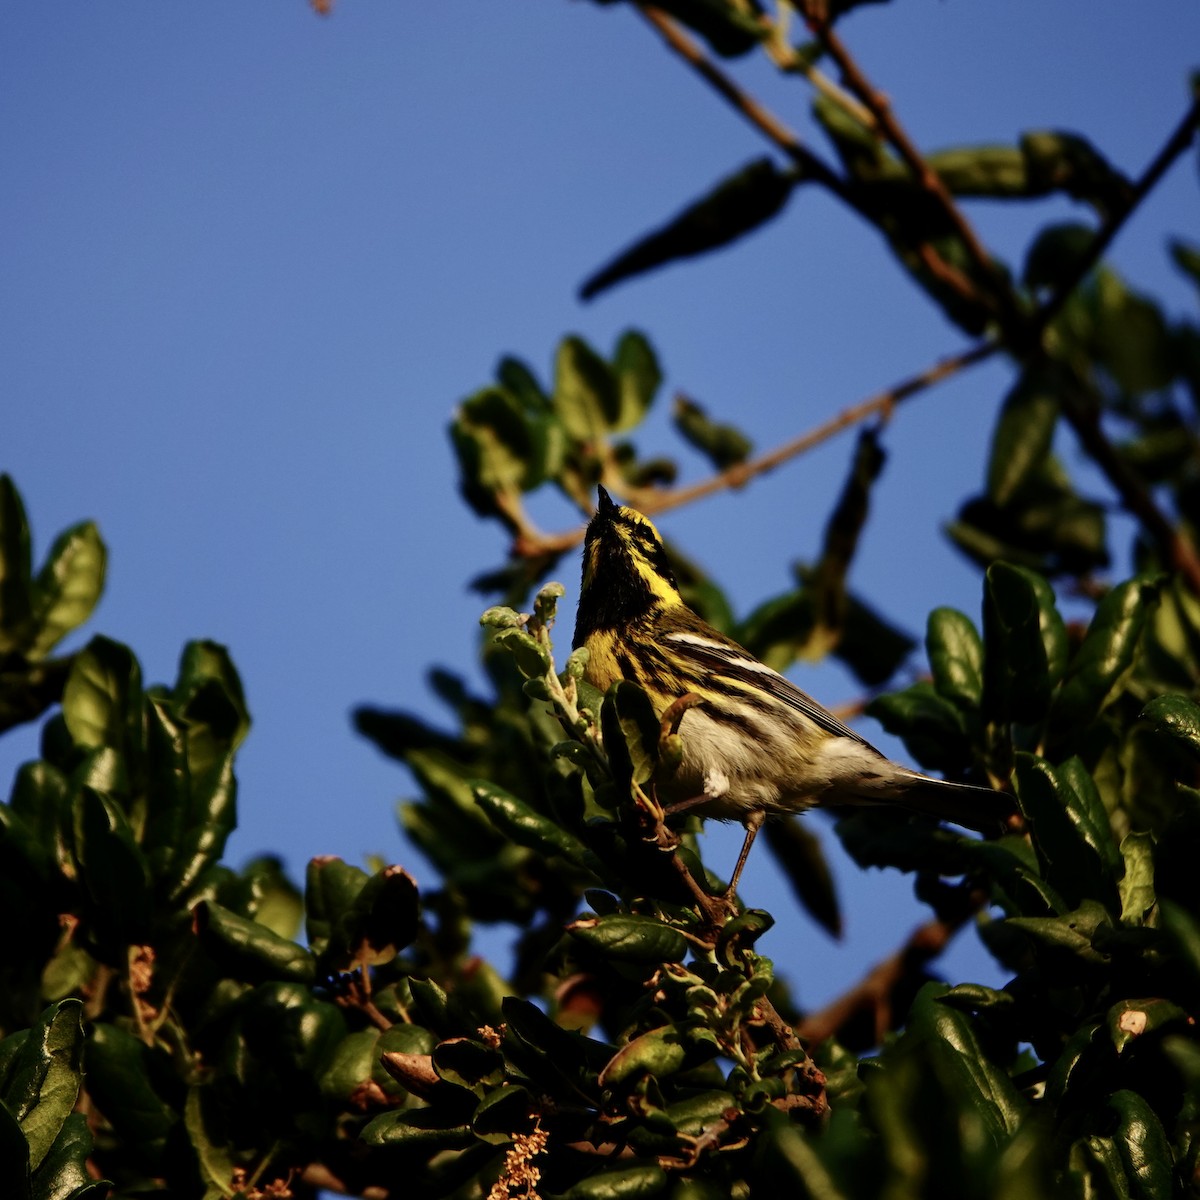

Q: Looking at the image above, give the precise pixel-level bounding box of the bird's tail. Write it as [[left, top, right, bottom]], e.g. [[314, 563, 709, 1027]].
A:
[[888, 772, 1013, 835]]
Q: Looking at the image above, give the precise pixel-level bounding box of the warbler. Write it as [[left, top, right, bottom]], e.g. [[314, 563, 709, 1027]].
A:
[[572, 486, 1009, 895]]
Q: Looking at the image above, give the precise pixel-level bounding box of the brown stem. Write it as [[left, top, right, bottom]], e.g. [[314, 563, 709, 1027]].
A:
[[636, 5, 853, 204], [1060, 379, 1200, 594], [1033, 88, 1200, 336], [514, 339, 997, 560], [796, 910, 967, 1046], [804, 14, 1012, 322]]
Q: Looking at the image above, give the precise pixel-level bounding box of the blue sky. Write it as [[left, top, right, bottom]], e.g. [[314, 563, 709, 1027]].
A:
[[3, 2, 1197, 1008]]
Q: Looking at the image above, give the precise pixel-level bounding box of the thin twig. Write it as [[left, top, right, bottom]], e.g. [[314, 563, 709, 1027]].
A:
[[796, 910, 966, 1045], [803, 13, 1013, 323], [514, 339, 998, 560], [637, 5, 852, 204], [1033, 88, 1200, 337]]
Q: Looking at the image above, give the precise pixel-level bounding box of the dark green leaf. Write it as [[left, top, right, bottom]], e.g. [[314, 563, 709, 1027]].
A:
[[85, 1023, 176, 1146], [1108, 1089, 1173, 1200], [194, 900, 317, 984], [359, 1107, 474, 1150], [473, 783, 600, 874], [1024, 221, 1097, 292], [1019, 131, 1132, 217], [29, 1111, 99, 1200], [559, 1162, 668, 1200], [987, 368, 1059, 508], [1013, 754, 1117, 911], [580, 159, 795, 300], [1004, 899, 1114, 965], [672, 395, 753, 470], [72, 787, 151, 947], [0, 475, 34, 650], [867, 681, 969, 774], [1049, 579, 1157, 734], [0, 1100, 30, 1200], [1140, 694, 1200, 760], [631, 0, 764, 58], [568, 914, 687, 963], [982, 562, 1051, 724], [1106, 998, 1189, 1054]]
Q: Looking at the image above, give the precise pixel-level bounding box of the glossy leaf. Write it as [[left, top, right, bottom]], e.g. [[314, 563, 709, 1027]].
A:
[[473, 782, 600, 874], [194, 900, 317, 984], [1049, 579, 1156, 734], [0, 1001, 84, 1173], [60, 637, 143, 759], [1013, 755, 1117, 911], [568, 913, 687, 963], [1108, 1089, 1173, 1200], [29, 523, 106, 659], [926, 607, 984, 709], [1139, 694, 1200, 760], [560, 1163, 668, 1200], [1117, 832, 1156, 925]]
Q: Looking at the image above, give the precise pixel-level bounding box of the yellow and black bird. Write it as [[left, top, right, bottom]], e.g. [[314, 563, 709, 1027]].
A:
[[572, 486, 1009, 896]]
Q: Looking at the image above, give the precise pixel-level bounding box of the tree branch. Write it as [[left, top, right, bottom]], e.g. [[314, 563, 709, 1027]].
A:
[[636, 5, 852, 203], [801, 11, 1014, 325]]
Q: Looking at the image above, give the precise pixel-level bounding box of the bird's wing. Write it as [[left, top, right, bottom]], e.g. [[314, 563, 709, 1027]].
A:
[[663, 630, 879, 752]]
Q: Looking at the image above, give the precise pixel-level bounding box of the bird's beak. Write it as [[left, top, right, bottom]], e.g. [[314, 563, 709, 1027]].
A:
[[596, 485, 616, 515]]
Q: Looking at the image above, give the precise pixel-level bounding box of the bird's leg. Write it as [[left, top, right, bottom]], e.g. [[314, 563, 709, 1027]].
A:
[[725, 810, 765, 901]]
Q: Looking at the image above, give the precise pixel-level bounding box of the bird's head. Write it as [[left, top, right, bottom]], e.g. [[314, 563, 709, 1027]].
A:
[[573, 487, 683, 643]]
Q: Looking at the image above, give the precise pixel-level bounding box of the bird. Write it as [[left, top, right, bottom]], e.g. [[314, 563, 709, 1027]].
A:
[[571, 486, 1010, 898]]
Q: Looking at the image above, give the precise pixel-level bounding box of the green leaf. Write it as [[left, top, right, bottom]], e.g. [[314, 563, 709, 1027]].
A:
[[926, 607, 984, 709], [1004, 899, 1114, 965], [29, 1111, 101, 1200], [672, 395, 753, 471], [472, 1083, 536, 1143], [304, 856, 370, 955], [72, 787, 152, 947], [1139, 694, 1200, 760], [553, 336, 620, 442], [1108, 1089, 1173, 1200], [1013, 755, 1117, 911], [1024, 221, 1096, 292], [60, 636, 143, 758], [359, 1107, 474, 1151], [909, 985, 1027, 1141], [473, 783, 600, 874], [85, 1023, 176, 1148], [982, 562, 1051, 724], [568, 914, 687, 963], [1019, 131, 1132, 217], [867, 681, 969, 774], [987, 368, 1059, 508], [1049, 579, 1157, 734], [612, 331, 662, 433], [580, 159, 795, 300], [337, 864, 420, 967], [0, 1001, 84, 1174], [195, 900, 317, 984], [29, 523, 106, 658], [560, 1163, 668, 1200], [1117, 832, 1156, 925]]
